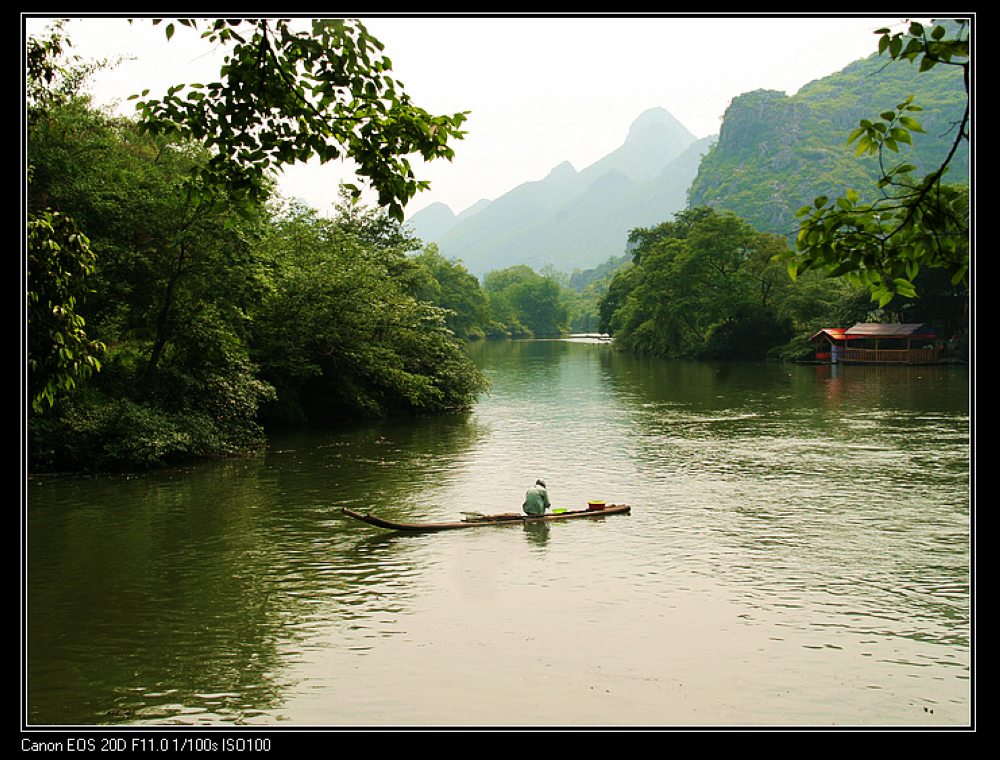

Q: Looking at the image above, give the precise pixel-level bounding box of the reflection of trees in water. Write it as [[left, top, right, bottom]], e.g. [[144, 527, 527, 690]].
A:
[[28, 343, 970, 724], [28, 464, 290, 724], [593, 349, 969, 653], [266, 410, 489, 517], [28, 411, 488, 725]]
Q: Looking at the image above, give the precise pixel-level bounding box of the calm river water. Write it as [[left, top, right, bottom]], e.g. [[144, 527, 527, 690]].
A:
[[25, 339, 972, 728]]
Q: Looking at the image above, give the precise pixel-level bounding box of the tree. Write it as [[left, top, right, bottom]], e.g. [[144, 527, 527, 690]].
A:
[[601, 208, 797, 358], [132, 18, 468, 220], [251, 200, 488, 425], [26, 211, 104, 411], [483, 266, 569, 338], [26, 24, 106, 412], [26, 18, 469, 413], [784, 19, 970, 306], [410, 246, 491, 339]]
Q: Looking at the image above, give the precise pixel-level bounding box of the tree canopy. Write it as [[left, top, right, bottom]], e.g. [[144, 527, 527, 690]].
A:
[[483, 266, 570, 338], [600, 208, 799, 358], [26, 18, 470, 416], [25, 20, 488, 469]]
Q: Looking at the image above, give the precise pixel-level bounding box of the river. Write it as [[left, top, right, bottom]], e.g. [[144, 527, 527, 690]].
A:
[[24, 339, 972, 728]]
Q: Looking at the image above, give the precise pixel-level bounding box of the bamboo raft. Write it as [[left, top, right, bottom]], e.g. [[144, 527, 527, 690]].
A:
[[342, 504, 631, 533]]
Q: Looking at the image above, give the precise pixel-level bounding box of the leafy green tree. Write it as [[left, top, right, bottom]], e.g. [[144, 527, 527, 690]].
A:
[[26, 211, 104, 411], [28, 92, 276, 469], [251, 201, 488, 425], [25, 21, 488, 470], [482, 266, 569, 338], [26, 24, 106, 412], [602, 208, 797, 358], [410, 245, 491, 339], [29, 93, 270, 390], [26, 18, 469, 414], [132, 18, 468, 220], [785, 19, 970, 306]]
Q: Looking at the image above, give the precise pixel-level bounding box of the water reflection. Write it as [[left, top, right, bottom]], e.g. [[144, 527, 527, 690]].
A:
[[27, 412, 489, 725], [521, 520, 551, 547], [27, 342, 971, 726], [594, 352, 970, 665]]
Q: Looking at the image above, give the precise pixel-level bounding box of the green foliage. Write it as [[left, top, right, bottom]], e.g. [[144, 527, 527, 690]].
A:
[[26, 22, 488, 471], [784, 19, 970, 305], [409, 245, 491, 339], [26, 20, 107, 127], [601, 208, 809, 359], [482, 266, 570, 338], [131, 18, 468, 220], [251, 200, 489, 426], [26, 30, 108, 412], [27, 211, 105, 411], [28, 396, 262, 471]]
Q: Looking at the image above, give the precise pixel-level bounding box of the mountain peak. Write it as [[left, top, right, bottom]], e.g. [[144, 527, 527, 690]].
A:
[[580, 107, 697, 184], [626, 107, 692, 141], [546, 160, 578, 180]]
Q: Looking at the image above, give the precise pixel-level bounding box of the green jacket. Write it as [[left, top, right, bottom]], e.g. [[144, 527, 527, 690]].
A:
[[522, 484, 551, 516]]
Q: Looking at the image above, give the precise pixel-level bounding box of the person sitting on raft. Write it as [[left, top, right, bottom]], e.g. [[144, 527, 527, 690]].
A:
[[522, 479, 551, 516]]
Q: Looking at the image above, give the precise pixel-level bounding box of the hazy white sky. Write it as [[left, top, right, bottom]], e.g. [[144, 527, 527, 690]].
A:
[[28, 14, 926, 218]]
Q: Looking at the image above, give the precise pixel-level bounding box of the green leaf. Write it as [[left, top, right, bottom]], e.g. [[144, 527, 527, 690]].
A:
[[889, 128, 913, 145], [893, 278, 917, 298], [898, 116, 925, 132]]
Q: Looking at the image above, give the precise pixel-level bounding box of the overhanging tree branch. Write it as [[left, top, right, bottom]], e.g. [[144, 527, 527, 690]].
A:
[[780, 18, 970, 306]]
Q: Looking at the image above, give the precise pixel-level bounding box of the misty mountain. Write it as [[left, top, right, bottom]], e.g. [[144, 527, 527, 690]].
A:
[[407, 107, 713, 277]]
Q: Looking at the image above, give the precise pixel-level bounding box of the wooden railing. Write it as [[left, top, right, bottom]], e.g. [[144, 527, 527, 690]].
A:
[[844, 348, 938, 364]]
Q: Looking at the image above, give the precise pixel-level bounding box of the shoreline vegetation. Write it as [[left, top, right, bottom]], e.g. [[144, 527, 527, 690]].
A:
[[26, 20, 968, 474], [25, 90, 968, 473]]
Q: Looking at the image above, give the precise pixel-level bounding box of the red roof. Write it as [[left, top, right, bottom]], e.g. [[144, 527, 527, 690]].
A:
[[809, 328, 854, 342]]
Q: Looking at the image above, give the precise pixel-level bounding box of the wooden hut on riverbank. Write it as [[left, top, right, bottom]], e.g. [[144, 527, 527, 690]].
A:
[[809, 323, 941, 365]]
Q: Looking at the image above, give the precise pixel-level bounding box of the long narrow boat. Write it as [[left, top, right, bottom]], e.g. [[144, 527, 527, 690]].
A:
[[342, 504, 631, 533]]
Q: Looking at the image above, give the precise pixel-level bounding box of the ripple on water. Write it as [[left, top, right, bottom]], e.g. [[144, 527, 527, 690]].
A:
[[27, 346, 970, 726]]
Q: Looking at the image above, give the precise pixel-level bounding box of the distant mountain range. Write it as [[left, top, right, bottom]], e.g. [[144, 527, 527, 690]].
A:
[[408, 37, 968, 279], [406, 107, 714, 277]]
